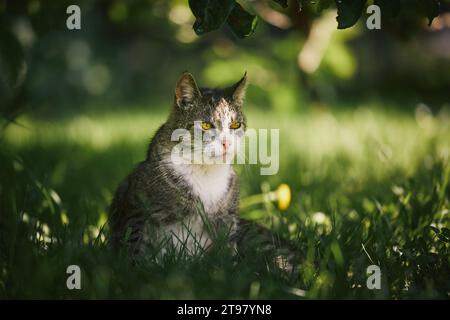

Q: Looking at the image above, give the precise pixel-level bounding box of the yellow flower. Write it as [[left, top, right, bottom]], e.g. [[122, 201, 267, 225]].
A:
[[276, 183, 291, 211]]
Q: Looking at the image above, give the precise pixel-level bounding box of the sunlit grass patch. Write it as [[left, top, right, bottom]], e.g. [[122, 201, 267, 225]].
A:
[[3, 110, 167, 150]]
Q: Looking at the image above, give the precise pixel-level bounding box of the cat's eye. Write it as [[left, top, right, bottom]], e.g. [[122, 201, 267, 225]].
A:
[[201, 122, 213, 130], [229, 121, 241, 129]]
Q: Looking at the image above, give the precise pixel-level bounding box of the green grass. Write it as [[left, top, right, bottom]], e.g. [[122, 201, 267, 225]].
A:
[[1, 103, 450, 299]]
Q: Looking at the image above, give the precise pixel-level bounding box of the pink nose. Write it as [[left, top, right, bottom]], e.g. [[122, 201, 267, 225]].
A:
[[222, 139, 230, 151]]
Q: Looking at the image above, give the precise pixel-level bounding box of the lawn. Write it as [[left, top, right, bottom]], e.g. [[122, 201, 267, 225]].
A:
[[1, 102, 449, 299]]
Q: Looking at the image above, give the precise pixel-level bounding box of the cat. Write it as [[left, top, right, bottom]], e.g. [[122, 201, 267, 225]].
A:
[[109, 72, 295, 267]]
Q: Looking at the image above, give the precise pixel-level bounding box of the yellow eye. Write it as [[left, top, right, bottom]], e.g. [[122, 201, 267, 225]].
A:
[[230, 121, 241, 129], [201, 122, 212, 130]]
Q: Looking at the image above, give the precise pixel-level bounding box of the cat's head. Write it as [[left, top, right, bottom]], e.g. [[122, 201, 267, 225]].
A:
[[169, 71, 247, 164]]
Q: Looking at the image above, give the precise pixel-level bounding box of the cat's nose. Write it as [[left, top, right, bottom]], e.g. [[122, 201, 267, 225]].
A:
[[222, 139, 230, 151]]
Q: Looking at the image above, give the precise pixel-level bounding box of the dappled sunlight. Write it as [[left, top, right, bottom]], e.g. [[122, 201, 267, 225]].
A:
[[262, 106, 450, 182], [6, 105, 449, 206], [4, 110, 166, 151]]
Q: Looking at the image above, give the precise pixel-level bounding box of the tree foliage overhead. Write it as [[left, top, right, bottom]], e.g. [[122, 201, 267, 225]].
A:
[[188, 0, 258, 38], [0, 0, 446, 124], [188, 0, 442, 37]]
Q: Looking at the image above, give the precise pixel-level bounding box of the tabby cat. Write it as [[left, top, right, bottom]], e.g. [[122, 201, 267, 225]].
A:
[[110, 72, 293, 265]]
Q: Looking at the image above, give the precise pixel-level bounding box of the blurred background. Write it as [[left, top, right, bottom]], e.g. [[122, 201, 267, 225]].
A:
[[1, 0, 450, 299], [1, 0, 450, 116]]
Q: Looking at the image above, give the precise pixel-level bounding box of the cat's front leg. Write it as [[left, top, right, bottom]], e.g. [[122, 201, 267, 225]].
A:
[[233, 217, 300, 274]]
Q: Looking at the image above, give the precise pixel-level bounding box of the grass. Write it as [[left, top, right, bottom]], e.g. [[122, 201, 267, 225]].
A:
[[1, 102, 450, 299]]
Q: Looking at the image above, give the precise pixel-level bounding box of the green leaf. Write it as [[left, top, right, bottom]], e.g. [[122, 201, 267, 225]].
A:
[[272, 0, 289, 8], [375, 0, 401, 18], [188, 0, 236, 35], [227, 3, 258, 38], [336, 0, 367, 29]]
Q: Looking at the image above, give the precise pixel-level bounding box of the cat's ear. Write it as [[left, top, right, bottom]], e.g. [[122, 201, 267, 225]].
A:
[[228, 72, 248, 106], [175, 72, 201, 109]]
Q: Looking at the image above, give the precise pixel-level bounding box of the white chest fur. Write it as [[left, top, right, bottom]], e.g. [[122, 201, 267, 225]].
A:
[[157, 162, 232, 255], [171, 163, 231, 213]]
